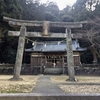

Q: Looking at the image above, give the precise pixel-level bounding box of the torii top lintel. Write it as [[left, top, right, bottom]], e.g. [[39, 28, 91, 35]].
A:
[[3, 16, 87, 28]]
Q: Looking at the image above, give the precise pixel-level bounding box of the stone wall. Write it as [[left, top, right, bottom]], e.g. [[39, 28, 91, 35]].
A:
[[0, 93, 100, 100], [0, 64, 100, 75], [75, 67, 100, 76]]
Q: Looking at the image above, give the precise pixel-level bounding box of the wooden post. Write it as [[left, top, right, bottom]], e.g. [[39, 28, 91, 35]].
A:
[[66, 28, 77, 81], [10, 25, 26, 81], [62, 56, 65, 74], [40, 57, 43, 74]]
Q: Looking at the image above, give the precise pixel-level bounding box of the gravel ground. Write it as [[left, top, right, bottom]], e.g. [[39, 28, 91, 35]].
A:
[[51, 76, 100, 94], [59, 85, 100, 94]]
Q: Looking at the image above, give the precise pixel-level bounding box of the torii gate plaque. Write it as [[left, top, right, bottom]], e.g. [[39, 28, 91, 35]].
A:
[[3, 16, 87, 81]]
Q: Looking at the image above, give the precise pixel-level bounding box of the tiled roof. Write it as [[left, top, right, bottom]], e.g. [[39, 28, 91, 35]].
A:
[[25, 40, 86, 52]]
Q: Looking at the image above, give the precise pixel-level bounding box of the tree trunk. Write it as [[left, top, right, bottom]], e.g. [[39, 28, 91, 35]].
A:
[[91, 47, 97, 64], [10, 25, 26, 81]]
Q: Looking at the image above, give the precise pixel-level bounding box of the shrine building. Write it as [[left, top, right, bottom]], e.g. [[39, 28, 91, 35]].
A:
[[25, 39, 86, 74]]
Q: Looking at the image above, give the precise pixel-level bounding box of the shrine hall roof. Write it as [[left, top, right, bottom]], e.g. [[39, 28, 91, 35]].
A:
[[25, 40, 86, 52]]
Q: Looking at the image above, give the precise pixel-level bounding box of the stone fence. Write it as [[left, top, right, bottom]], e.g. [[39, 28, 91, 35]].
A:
[[82, 64, 100, 67], [0, 64, 100, 75], [0, 64, 31, 75], [0, 93, 100, 100]]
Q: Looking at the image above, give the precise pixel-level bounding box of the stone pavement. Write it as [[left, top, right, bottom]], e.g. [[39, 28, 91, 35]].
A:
[[32, 75, 66, 94]]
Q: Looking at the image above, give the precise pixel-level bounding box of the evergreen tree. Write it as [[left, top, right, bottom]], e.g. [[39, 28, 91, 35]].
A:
[[44, 2, 60, 21], [0, 0, 22, 63]]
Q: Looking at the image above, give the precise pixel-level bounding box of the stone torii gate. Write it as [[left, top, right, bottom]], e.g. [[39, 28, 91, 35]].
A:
[[3, 16, 87, 81]]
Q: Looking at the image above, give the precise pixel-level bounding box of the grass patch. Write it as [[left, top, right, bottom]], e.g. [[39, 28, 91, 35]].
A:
[[51, 75, 100, 83], [0, 75, 40, 93], [0, 84, 33, 93]]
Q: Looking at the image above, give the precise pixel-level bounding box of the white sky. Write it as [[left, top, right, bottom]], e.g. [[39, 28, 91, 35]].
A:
[[40, 0, 77, 10]]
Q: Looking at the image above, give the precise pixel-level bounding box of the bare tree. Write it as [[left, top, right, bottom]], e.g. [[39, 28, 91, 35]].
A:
[[85, 17, 100, 64]]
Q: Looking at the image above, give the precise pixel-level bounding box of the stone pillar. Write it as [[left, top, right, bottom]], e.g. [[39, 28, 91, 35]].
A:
[[66, 28, 76, 81], [10, 25, 26, 81]]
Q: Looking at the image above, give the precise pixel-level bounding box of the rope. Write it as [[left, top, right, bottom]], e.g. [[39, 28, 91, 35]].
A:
[[24, 37, 66, 44], [25, 37, 100, 57]]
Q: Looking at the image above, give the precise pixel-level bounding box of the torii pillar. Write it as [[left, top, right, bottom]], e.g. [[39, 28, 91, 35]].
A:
[[10, 25, 26, 81], [66, 28, 77, 81]]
